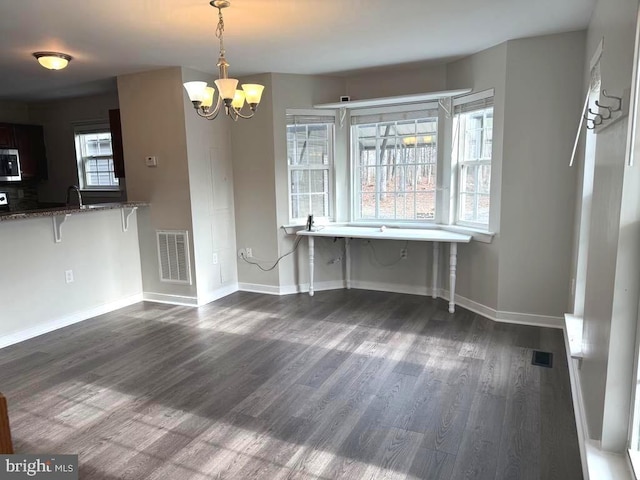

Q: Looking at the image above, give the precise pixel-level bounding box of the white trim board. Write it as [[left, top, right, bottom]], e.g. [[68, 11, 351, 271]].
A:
[[143, 284, 240, 307], [142, 292, 199, 307], [0, 293, 143, 349], [238, 281, 564, 329], [196, 283, 239, 306], [563, 323, 634, 480]]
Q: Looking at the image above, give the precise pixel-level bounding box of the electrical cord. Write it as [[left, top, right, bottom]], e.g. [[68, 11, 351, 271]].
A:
[[239, 236, 303, 272]]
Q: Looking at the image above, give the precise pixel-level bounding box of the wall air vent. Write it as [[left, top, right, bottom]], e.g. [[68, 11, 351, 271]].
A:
[[156, 230, 192, 284]]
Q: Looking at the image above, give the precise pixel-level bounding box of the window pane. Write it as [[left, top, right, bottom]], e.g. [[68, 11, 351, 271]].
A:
[[478, 194, 490, 224], [291, 170, 309, 194], [459, 193, 475, 222], [478, 165, 491, 194], [310, 194, 327, 217], [353, 114, 438, 222], [309, 170, 328, 194], [291, 194, 310, 220], [460, 165, 477, 194], [361, 192, 376, 219], [416, 192, 436, 220]]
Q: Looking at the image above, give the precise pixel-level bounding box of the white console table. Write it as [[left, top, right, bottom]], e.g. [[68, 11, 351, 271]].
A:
[[297, 226, 472, 313]]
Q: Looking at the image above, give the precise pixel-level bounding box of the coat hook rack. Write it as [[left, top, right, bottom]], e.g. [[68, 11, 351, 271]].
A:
[[582, 89, 626, 134], [571, 87, 630, 167]]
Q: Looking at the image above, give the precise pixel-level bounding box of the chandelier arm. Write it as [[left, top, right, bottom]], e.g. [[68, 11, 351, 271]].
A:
[[197, 94, 224, 120], [232, 108, 256, 120]]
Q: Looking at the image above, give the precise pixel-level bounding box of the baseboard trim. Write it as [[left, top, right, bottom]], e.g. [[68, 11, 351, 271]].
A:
[[0, 293, 143, 349], [239, 281, 345, 296], [237, 280, 563, 329], [196, 283, 239, 306], [439, 288, 563, 329], [237, 283, 283, 295], [495, 310, 563, 329], [142, 292, 199, 306]]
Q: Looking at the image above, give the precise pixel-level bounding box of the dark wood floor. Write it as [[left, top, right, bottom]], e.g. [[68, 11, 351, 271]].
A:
[[0, 290, 582, 479]]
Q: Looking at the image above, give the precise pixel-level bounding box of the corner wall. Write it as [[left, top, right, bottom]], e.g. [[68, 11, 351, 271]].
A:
[[498, 31, 585, 317], [118, 67, 198, 302]]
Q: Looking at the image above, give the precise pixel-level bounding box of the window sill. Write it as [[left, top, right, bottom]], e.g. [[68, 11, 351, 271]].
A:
[[80, 189, 123, 196], [281, 221, 495, 243], [441, 225, 495, 243]]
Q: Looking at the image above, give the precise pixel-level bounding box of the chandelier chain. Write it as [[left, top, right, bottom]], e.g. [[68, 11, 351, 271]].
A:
[[216, 8, 225, 56]]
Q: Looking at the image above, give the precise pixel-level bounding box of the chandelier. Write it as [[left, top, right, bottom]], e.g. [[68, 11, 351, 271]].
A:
[[183, 0, 264, 121]]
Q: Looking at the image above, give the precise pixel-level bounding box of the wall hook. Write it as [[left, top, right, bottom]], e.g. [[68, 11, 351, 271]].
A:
[[594, 101, 612, 119], [602, 90, 623, 111], [583, 114, 596, 130]]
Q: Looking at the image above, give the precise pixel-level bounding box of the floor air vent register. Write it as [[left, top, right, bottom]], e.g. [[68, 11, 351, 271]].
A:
[[532, 350, 553, 368]]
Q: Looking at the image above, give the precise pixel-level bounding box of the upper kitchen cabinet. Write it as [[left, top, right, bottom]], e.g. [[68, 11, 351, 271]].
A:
[[109, 109, 125, 178], [14, 125, 48, 180], [0, 124, 16, 149]]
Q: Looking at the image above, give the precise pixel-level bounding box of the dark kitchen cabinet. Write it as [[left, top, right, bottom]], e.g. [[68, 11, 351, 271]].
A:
[[109, 109, 125, 178], [14, 124, 47, 180], [0, 124, 16, 148]]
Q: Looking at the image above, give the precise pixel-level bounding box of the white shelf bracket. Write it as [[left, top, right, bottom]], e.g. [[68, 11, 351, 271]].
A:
[[339, 107, 347, 128], [121, 206, 138, 232], [52, 214, 71, 243]]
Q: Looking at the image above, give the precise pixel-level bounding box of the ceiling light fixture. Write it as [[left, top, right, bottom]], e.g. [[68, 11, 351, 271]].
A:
[[183, 0, 264, 121], [33, 52, 72, 70]]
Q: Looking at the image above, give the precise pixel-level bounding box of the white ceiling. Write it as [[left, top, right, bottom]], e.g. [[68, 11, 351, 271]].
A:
[[1, 0, 597, 101]]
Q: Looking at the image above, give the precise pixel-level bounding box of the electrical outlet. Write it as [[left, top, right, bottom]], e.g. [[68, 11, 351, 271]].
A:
[[212, 253, 218, 265], [245, 247, 253, 258], [400, 248, 407, 259], [238, 248, 246, 258], [65, 270, 74, 283]]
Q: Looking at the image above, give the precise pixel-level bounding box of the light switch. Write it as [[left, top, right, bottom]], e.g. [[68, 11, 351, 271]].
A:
[[145, 156, 158, 167]]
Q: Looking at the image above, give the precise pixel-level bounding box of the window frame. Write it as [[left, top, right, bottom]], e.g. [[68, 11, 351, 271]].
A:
[[452, 90, 495, 230], [73, 123, 120, 191], [286, 110, 336, 224], [349, 102, 440, 224]]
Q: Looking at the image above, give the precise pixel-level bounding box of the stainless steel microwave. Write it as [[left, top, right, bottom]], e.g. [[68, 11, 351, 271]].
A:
[[0, 149, 21, 182]]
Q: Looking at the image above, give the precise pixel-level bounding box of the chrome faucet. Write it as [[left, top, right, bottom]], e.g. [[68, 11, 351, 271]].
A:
[[66, 185, 83, 208]]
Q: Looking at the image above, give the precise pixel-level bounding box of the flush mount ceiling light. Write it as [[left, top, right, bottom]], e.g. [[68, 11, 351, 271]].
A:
[[33, 52, 73, 70], [183, 0, 264, 121]]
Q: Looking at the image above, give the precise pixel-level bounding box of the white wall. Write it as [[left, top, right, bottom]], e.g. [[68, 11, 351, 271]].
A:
[[498, 32, 585, 317], [118, 67, 198, 302], [182, 68, 239, 302], [230, 73, 281, 289], [0, 209, 142, 345], [570, 0, 640, 450]]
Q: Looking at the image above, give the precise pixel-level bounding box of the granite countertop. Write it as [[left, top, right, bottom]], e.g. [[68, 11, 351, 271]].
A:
[[0, 201, 149, 222]]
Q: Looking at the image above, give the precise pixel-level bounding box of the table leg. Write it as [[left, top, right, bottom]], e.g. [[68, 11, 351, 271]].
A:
[[308, 236, 315, 297], [432, 242, 439, 299], [449, 242, 457, 313], [345, 237, 351, 289]]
